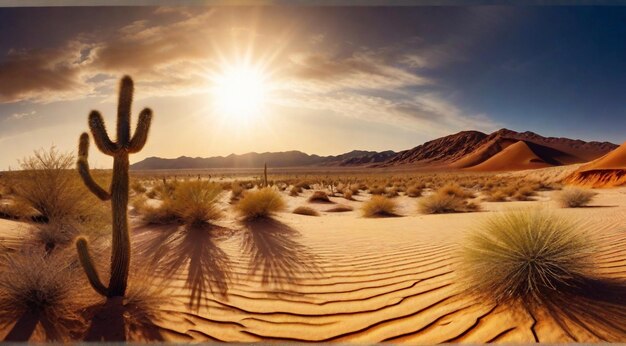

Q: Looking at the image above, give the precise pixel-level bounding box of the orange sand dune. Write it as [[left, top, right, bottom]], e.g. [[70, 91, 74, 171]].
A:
[[465, 141, 553, 172], [580, 141, 626, 171], [450, 137, 517, 169], [566, 141, 626, 187]]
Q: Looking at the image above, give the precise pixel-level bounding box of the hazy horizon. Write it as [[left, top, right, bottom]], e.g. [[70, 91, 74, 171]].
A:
[[1, 6, 626, 170]]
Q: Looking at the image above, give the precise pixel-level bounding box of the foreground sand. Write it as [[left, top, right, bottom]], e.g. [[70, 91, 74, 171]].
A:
[[1, 187, 625, 342]]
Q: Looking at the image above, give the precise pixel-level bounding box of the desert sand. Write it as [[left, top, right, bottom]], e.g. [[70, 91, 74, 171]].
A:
[[2, 182, 623, 343]]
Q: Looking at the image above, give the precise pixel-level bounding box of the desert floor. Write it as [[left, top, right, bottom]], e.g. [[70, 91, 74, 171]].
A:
[[1, 186, 625, 343]]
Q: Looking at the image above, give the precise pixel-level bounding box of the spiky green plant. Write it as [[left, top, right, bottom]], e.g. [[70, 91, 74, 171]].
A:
[[75, 76, 152, 298], [461, 210, 594, 304]]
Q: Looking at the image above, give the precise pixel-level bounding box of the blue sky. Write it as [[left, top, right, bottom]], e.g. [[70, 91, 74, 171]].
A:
[[0, 6, 625, 169]]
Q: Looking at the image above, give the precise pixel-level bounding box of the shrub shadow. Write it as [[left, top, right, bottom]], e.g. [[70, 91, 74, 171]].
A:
[[134, 224, 234, 310], [240, 218, 321, 286], [537, 277, 626, 342]]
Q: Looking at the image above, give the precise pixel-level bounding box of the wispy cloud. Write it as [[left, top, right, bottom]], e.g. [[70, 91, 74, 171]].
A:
[[0, 6, 500, 136]]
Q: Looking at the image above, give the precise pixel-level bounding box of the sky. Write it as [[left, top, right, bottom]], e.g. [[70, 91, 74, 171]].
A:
[[0, 6, 625, 170]]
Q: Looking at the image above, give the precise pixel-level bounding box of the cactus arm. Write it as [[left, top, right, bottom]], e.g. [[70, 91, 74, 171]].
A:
[[88, 111, 118, 156], [76, 237, 109, 297], [77, 133, 111, 201], [128, 108, 153, 153], [117, 76, 133, 144]]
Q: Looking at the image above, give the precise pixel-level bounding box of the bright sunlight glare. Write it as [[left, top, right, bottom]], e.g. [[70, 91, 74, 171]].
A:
[[212, 64, 268, 120]]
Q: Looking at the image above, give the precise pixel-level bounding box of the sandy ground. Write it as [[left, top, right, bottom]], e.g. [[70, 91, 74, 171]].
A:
[[1, 186, 625, 342]]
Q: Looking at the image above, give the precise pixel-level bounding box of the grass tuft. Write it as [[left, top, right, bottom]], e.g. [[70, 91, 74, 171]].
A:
[[362, 196, 399, 217], [461, 210, 594, 304], [308, 191, 333, 203], [236, 188, 286, 220], [556, 187, 597, 208]]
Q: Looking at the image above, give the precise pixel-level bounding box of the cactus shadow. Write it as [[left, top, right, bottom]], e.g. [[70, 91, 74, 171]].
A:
[[83, 295, 163, 342], [134, 223, 235, 311], [240, 218, 321, 286]]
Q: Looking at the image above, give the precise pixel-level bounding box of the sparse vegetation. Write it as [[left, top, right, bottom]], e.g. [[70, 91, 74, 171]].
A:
[[293, 206, 319, 216], [362, 196, 398, 217], [308, 190, 333, 203], [461, 210, 594, 304], [236, 187, 286, 220], [556, 187, 597, 208], [326, 204, 354, 213], [0, 248, 88, 341]]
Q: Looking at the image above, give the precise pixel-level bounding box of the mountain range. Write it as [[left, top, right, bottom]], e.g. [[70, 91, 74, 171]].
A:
[[130, 128, 618, 171]]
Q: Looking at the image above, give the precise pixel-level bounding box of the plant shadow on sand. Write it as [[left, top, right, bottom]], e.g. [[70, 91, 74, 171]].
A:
[[532, 276, 626, 342], [134, 224, 235, 311], [81, 274, 167, 342], [240, 218, 321, 286]]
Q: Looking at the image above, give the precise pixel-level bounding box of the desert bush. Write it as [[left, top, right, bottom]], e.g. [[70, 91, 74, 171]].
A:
[[343, 190, 353, 200], [362, 196, 398, 217], [139, 181, 222, 226], [418, 193, 479, 214], [369, 186, 385, 195], [289, 186, 302, 197], [512, 185, 537, 201], [33, 222, 79, 253], [461, 210, 593, 304], [145, 189, 158, 199], [308, 190, 332, 203], [11, 147, 99, 223], [293, 206, 319, 216], [236, 187, 286, 220], [406, 185, 422, 198], [326, 204, 354, 213], [0, 248, 88, 341], [130, 180, 147, 194], [385, 188, 399, 198], [556, 187, 596, 208], [485, 189, 508, 202], [439, 183, 474, 199]]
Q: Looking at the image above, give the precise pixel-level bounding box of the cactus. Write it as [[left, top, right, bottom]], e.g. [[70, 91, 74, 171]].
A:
[[263, 163, 268, 187], [75, 76, 153, 298]]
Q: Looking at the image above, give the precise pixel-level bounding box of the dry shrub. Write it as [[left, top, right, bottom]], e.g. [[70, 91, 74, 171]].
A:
[[308, 191, 332, 203], [406, 185, 422, 198], [343, 190, 353, 200], [485, 190, 508, 202], [418, 191, 480, 214], [384, 188, 399, 198], [0, 248, 89, 341], [138, 181, 223, 226], [556, 187, 597, 208], [236, 188, 286, 220], [130, 181, 146, 194], [11, 147, 104, 224], [512, 185, 537, 201], [289, 186, 302, 197], [326, 204, 354, 213], [438, 183, 474, 199], [461, 210, 593, 304], [292, 206, 319, 216], [369, 186, 385, 195], [362, 196, 399, 217]]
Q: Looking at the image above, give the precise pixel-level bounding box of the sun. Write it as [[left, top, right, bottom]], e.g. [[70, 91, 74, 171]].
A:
[[212, 64, 268, 120]]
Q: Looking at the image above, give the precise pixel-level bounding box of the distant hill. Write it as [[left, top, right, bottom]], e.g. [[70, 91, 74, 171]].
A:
[[131, 128, 618, 171], [376, 128, 617, 169], [130, 150, 395, 170]]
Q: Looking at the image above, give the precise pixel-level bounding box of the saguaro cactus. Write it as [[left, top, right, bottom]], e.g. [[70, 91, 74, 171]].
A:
[[75, 76, 153, 297], [263, 162, 268, 187]]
